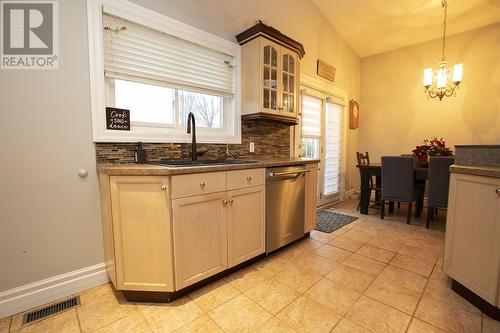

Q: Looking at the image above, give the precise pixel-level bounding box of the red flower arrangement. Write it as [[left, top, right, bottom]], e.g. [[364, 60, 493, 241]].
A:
[[412, 137, 453, 161]]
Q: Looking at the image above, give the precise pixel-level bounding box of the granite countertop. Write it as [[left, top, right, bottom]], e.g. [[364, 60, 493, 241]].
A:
[[450, 165, 500, 178], [452, 145, 500, 177], [454, 144, 500, 148], [97, 157, 320, 176]]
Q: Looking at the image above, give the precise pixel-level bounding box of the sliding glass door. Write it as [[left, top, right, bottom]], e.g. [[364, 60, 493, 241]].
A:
[[299, 90, 345, 206]]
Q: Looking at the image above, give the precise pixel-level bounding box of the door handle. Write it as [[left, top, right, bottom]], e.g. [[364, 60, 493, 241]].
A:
[[269, 169, 309, 177]]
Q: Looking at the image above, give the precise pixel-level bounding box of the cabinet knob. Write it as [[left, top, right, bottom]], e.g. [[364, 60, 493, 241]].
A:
[[222, 199, 229, 205], [229, 199, 234, 204], [246, 176, 252, 181], [496, 188, 500, 194], [200, 182, 206, 187], [161, 185, 167, 191]]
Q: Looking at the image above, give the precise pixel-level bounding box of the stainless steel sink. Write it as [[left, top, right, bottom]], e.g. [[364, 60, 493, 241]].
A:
[[149, 159, 258, 167]]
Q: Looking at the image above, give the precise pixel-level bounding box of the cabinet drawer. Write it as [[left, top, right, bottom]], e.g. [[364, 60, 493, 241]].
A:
[[172, 172, 226, 199], [227, 168, 265, 190]]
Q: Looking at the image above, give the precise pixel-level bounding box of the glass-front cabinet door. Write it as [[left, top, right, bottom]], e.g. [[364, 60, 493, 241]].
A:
[[262, 43, 278, 112], [281, 51, 298, 115], [260, 41, 299, 118]]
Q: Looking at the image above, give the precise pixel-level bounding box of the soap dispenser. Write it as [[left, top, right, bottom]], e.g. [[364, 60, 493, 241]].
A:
[[134, 142, 147, 164]]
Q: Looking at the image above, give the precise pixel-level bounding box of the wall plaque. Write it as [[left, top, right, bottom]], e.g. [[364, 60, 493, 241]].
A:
[[317, 59, 335, 82], [349, 100, 359, 129], [106, 107, 130, 131]]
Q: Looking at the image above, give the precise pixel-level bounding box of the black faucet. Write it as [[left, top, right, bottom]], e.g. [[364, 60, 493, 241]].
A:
[[186, 112, 197, 161]]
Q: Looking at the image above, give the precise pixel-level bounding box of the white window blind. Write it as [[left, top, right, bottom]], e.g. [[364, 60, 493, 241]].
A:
[[301, 94, 322, 138], [323, 101, 343, 196], [102, 13, 235, 97]]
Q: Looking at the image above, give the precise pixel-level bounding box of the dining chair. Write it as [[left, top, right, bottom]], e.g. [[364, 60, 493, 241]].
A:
[[357, 152, 370, 166], [400, 154, 425, 216], [426, 156, 454, 228], [356, 152, 380, 209], [380, 156, 425, 224]]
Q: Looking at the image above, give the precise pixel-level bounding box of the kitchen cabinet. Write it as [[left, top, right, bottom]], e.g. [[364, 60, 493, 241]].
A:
[[98, 164, 322, 297], [304, 163, 319, 232], [227, 185, 265, 268], [108, 176, 174, 292], [172, 192, 228, 290], [237, 22, 305, 125], [444, 173, 500, 306], [171, 168, 266, 289], [171, 171, 226, 199]]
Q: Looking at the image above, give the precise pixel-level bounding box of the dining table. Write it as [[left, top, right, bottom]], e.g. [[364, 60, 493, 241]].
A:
[[357, 163, 429, 215]]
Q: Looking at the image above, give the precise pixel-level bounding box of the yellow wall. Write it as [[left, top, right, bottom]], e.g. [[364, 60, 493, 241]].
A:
[[358, 23, 500, 188]]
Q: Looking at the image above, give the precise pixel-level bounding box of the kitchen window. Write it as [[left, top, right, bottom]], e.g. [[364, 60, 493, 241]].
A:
[[109, 79, 224, 129], [87, 0, 241, 143]]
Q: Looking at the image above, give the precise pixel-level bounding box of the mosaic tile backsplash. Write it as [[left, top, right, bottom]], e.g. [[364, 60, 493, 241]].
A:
[[95, 119, 291, 163]]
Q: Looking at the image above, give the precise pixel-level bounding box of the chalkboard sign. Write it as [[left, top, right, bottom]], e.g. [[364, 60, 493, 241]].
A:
[[106, 107, 130, 131]]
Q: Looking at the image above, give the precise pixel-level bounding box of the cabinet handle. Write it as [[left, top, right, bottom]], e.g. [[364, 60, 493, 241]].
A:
[[246, 176, 252, 181], [222, 199, 229, 205], [161, 185, 167, 191], [229, 199, 234, 204], [496, 188, 500, 194], [200, 182, 206, 187], [277, 106, 284, 111]]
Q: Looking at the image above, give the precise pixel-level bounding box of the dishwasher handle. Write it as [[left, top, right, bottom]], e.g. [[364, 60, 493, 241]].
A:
[[268, 169, 309, 178]]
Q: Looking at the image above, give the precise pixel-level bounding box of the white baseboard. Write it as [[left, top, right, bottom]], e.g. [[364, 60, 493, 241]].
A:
[[0, 263, 109, 319], [343, 188, 358, 200]]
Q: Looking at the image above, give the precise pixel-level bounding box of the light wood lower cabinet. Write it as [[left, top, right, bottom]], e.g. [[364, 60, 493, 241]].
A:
[[444, 173, 500, 306], [227, 186, 266, 268], [99, 166, 319, 294], [172, 192, 228, 290], [304, 163, 318, 232], [108, 176, 174, 292]]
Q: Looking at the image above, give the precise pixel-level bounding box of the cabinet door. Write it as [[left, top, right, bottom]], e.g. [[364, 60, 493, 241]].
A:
[[261, 40, 280, 112], [172, 192, 227, 289], [227, 186, 265, 267], [444, 173, 500, 305], [280, 48, 299, 116], [110, 176, 174, 292], [305, 164, 319, 232]]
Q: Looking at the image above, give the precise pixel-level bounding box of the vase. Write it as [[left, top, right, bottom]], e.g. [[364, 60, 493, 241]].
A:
[[415, 160, 429, 167]]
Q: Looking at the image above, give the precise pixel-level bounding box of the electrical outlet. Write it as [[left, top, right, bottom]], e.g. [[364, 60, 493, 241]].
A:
[[249, 142, 255, 153]]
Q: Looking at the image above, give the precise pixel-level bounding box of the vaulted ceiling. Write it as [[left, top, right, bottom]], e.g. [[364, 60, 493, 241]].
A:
[[312, 0, 500, 57]]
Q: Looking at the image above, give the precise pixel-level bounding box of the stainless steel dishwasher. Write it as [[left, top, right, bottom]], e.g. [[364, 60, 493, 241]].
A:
[[266, 165, 307, 253]]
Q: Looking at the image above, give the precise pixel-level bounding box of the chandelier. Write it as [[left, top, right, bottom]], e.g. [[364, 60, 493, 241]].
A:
[[423, 0, 463, 100]]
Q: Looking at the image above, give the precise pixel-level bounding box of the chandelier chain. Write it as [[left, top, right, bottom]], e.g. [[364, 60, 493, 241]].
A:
[[441, 0, 447, 61]]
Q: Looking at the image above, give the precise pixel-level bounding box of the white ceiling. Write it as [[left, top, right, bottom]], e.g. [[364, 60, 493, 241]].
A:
[[312, 0, 500, 57]]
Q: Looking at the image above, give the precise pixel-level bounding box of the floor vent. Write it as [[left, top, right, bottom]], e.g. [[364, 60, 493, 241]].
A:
[[22, 296, 80, 325]]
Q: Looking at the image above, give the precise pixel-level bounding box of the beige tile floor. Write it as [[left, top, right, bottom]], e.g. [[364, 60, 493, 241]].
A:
[[2, 200, 499, 332]]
